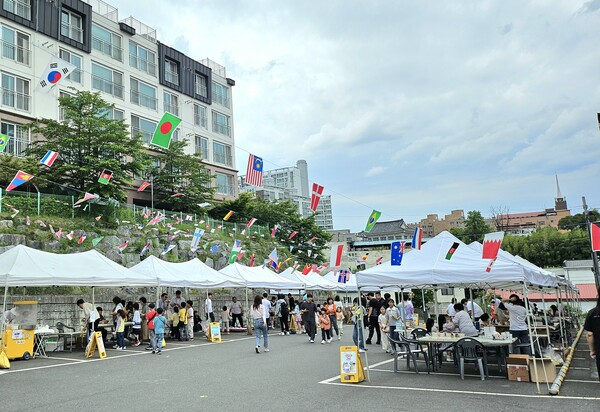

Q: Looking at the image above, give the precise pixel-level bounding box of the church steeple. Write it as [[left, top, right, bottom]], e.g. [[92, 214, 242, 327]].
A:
[[555, 174, 567, 211]]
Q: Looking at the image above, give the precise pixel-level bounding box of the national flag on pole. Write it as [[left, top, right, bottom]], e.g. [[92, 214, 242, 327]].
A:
[[190, 228, 204, 252], [364, 210, 381, 232], [445, 242, 460, 260], [412, 227, 423, 250], [591, 222, 600, 251], [140, 240, 151, 256], [245, 154, 263, 187], [271, 225, 278, 237], [246, 218, 257, 229], [337, 270, 350, 283], [223, 210, 234, 221], [92, 237, 103, 247], [77, 232, 87, 245], [6, 170, 34, 191], [310, 183, 324, 212], [117, 241, 129, 252], [151, 112, 182, 149], [40, 150, 59, 167], [482, 231, 504, 260], [161, 244, 176, 255], [74, 192, 98, 206], [0, 133, 9, 152], [268, 248, 278, 263], [391, 241, 405, 266], [228, 240, 242, 264], [137, 181, 150, 192], [329, 244, 344, 267], [289, 231, 298, 240], [36, 57, 76, 93], [249, 254, 256, 267], [98, 169, 113, 185]]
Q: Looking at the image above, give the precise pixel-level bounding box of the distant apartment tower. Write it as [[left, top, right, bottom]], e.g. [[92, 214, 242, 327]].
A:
[[239, 159, 333, 229], [417, 210, 465, 237], [0, 0, 238, 202]]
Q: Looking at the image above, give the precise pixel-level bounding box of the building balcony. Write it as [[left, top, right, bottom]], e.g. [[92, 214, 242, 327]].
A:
[[164, 102, 179, 116], [165, 69, 179, 85], [195, 83, 207, 97], [194, 113, 207, 129], [1, 88, 30, 112], [216, 184, 235, 196], [92, 75, 123, 98], [213, 153, 233, 167], [130, 90, 157, 110], [213, 94, 230, 108], [129, 54, 156, 76], [131, 126, 152, 144], [92, 36, 122, 61], [212, 121, 231, 137], [61, 23, 83, 43], [1, 40, 30, 65]]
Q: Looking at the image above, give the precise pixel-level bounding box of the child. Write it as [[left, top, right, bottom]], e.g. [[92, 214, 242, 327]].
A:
[[169, 305, 180, 340], [294, 302, 303, 334], [221, 306, 230, 334], [178, 302, 188, 341], [131, 303, 142, 346], [378, 306, 390, 353], [115, 309, 126, 350], [336, 307, 345, 336], [186, 300, 194, 340], [153, 308, 167, 355], [319, 307, 332, 344]]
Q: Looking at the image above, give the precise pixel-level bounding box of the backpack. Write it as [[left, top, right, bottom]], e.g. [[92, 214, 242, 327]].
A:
[[280, 301, 289, 315]]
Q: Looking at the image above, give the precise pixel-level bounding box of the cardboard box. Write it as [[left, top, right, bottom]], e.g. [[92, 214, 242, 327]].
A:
[[529, 358, 557, 383], [507, 354, 530, 365], [508, 364, 530, 382]]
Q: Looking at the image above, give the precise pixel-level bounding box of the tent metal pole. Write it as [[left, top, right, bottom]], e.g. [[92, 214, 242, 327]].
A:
[[523, 283, 542, 394], [92, 286, 95, 306], [556, 287, 566, 350], [400, 288, 405, 331], [468, 288, 474, 319], [433, 287, 439, 321], [540, 289, 551, 346], [421, 288, 427, 320], [1, 282, 8, 334]]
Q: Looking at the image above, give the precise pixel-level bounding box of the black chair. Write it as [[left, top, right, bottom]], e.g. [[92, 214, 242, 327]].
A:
[[55, 322, 76, 352], [387, 333, 430, 374], [411, 327, 428, 339], [455, 337, 488, 380]]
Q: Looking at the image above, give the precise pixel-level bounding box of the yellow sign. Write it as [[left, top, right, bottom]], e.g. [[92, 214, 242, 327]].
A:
[[339, 345, 365, 383], [85, 331, 107, 359], [207, 322, 221, 343]]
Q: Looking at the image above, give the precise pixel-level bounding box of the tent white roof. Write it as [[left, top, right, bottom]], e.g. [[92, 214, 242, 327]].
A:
[[278, 268, 341, 291], [219, 263, 305, 289], [0, 245, 156, 287], [131, 256, 245, 289], [321, 270, 359, 292], [357, 231, 560, 290]]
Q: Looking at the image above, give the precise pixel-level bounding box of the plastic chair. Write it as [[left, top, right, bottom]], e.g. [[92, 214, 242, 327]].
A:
[[455, 337, 488, 380], [387, 333, 430, 374], [411, 327, 428, 339]]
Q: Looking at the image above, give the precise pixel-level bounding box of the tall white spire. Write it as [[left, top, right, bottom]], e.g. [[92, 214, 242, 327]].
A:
[[555, 174, 563, 199]]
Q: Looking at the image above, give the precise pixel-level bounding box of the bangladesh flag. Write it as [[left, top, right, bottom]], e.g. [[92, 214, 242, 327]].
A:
[[364, 210, 381, 232], [151, 112, 182, 149]]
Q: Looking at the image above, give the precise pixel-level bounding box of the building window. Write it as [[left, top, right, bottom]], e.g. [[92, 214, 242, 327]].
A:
[[440, 288, 454, 296], [212, 81, 229, 108], [1, 71, 29, 111], [195, 135, 208, 160], [195, 73, 207, 97], [163, 91, 178, 115], [164, 59, 179, 85], [215, 172, 234, 196], [91, 62, 123, 98], [212, 141, 232, 166], [129, 41, 156, 76], [58, 90, 74, 121], [130, 78, 157, 110], [92, 24, 122, 61], [1, 121, 29, 156], [3, 0, 31, 20], [131, 114, 156, 144], [61, 9, 83, 43], [193, 104, 207, 129], [211, 110, 230, 137], [1, 25, 29, 65], [97, 107, 123, 121], [59, 49, 82, 84]]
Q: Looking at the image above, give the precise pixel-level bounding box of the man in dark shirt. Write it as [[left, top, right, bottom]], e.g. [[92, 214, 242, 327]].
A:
[[301, 294, 318, 343], [584, 288, 600, 381], [366, 292, 382, 345]]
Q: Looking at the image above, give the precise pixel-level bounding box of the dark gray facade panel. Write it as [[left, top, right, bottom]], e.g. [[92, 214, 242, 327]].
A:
[[157, 41, 212, 105], [58, 0, 92, 53], [119, 22, 135, 36], [0, 0, 34, 29]]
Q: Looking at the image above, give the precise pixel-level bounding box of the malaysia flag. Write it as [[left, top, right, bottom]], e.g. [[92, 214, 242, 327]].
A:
[[310, 183, 324, 212], [40, 150, 59, 167], [245, 154, 263, 187]]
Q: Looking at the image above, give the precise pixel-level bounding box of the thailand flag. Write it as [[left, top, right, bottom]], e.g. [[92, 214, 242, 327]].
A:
[[40, 150, 59, 167], [412, 227, 423, 250]]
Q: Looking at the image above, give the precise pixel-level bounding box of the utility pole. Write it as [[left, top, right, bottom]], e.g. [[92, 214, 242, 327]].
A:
[[582, 196, 600, 289]]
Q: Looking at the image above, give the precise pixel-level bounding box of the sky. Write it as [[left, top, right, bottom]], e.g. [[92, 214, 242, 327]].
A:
[[111, 0, 600, 232]]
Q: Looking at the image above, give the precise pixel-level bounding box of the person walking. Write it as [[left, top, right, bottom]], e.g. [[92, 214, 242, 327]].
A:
[[145, 303, 156, 351], [230, 296, 244, 328], [153, 308, 167, 355], [584, 288, 600, 381], [366, 292, 382, 345], [262, 293, 272, 330], [301, 294, 318, 343], [378, 306, 390, 353], [252, 295, 269, 353], [276, 294, 290, 335], [325, 297, 340, 340], [319, 308, 332, 343]]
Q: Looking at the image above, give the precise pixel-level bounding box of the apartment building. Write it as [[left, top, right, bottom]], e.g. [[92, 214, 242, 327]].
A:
[[0, 0, 238, 202]]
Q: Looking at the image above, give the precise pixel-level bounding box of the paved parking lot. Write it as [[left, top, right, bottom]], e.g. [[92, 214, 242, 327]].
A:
[[1, 329, 598, 411]]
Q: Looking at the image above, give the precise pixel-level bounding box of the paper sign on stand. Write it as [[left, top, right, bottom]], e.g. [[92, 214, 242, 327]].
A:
[[85, 331, 107, 359], [340, 346, 365, 383], [207, 322, 221, 343]]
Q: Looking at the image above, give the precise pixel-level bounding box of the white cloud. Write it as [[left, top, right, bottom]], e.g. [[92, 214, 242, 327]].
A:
[[366, 166, 386, 177]]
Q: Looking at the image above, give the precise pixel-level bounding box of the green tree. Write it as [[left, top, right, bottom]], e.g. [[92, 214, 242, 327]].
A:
[[460, 210, 491, 243], [558, 210, 600, 230], [150, 139, 214, 212], [26, 90, 149, 202]]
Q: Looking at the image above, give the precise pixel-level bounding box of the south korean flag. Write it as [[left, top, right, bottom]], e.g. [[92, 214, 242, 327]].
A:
[[36, 57, 76, 93]]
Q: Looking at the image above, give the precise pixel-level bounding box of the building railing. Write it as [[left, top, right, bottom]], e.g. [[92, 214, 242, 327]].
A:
[[82, 0, 118, 23], [213, 94, 230, 108], [120, 16, 156, 43], [0, 38, 30, 65], [212, 121, 231, 137], [213, 153, 233, 167], [195, 83, 207, 97], [164, 69, 179, 85], [3, 0, 31, 20], [194, 113, 207, 128], [61, 23, 83, 43], [91, 75, 124, 98], [164, 102, 179, 116], [92, 36, 122, 61], [216, 184, 235, 196], [131, 126, 152, 144], [130, 90, 157, 110], [1, 88, 30, 111], [129, 53, 156, 76]]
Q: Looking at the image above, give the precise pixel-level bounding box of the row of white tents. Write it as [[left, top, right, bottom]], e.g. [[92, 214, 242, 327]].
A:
[[0, 231, 572, 293]]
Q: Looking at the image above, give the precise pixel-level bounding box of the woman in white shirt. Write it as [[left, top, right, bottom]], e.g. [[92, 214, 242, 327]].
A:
[[252, 295, 269, 354], [500, 294, 530, 355], [452, 303, 478, 337]]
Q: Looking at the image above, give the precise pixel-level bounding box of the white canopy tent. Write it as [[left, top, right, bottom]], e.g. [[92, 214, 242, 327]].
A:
[[357, 231, 560, 290], [278, 268, 341, 291], [322, 270, 359, 292], [131, 255, 245, 289], [219, 263, 305, 290]]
